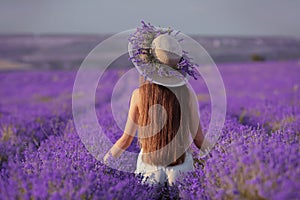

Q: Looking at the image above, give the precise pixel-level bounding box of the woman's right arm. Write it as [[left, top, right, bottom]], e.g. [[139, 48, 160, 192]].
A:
[[193, 121, 205, 150], [189, 89, 211, 152]]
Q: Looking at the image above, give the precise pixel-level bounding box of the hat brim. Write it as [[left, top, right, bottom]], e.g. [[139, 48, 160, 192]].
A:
[[128, 42, 189, 87]]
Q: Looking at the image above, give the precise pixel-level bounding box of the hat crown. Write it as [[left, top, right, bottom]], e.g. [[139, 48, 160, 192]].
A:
[[151, 35, 183, 67]]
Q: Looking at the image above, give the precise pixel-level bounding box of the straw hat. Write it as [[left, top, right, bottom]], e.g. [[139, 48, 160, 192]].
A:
[[151, 34, 182, 67], [128, 21, 199, 87]]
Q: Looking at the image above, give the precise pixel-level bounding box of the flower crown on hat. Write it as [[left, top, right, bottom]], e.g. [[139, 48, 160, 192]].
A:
[[128, 20, 200, 83]]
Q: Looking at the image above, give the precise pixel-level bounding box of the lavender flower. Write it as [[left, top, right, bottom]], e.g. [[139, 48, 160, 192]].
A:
[[0, 57, 299, 199]]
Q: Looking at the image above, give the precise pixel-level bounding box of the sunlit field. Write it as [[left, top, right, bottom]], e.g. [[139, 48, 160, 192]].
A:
[[0, 57, 299, 199]]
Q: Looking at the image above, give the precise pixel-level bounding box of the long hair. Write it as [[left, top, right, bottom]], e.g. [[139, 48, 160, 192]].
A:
[[137, 76, 191, 166]]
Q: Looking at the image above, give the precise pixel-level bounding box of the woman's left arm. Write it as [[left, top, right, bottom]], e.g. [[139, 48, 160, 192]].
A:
[[104, 89, 139, 162]]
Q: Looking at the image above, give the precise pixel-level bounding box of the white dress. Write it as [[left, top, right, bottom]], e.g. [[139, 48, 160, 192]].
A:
[[134, 148, 195, 186]]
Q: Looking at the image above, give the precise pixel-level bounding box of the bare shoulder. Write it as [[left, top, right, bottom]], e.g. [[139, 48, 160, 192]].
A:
[[132, 88, 139, 99], [131, 88, 140, 105]]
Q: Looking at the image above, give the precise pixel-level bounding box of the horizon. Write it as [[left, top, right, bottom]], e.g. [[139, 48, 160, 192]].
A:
[[0, 32, 299, 40]]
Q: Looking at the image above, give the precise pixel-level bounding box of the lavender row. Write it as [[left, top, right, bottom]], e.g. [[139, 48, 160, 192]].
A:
[[0, 60, 299, 199]]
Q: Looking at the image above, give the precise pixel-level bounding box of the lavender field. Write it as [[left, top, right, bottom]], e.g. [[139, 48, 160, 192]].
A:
[[0, 33, 300, 200], [0, 36, 300, 199]]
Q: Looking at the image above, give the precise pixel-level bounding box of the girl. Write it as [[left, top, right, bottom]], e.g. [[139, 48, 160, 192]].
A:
[[104, 21, 211, 186]]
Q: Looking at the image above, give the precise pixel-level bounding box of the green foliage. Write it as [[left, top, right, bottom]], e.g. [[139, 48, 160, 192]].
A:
[[251, 54, 265, 62]]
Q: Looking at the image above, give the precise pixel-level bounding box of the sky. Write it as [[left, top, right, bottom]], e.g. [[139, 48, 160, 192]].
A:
[[0, 0, 299, 38]]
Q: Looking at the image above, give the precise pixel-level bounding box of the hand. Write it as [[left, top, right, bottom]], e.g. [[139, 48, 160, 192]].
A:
[[199, 148, 210, 158], [103, 152, 111, 165], [199, 139, 213, 158]]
